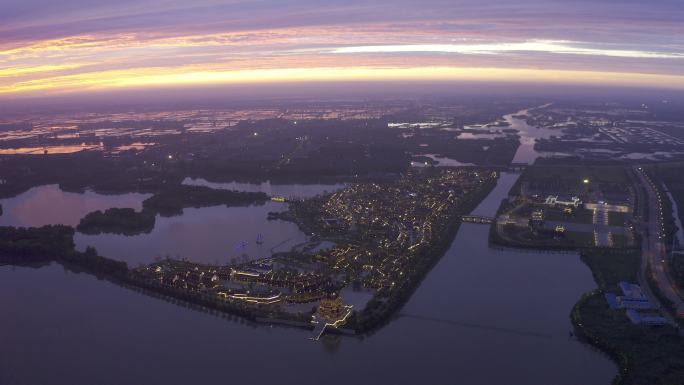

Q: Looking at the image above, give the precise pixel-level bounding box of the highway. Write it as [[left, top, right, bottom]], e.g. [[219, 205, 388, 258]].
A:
[[634, 166, 684, 317]]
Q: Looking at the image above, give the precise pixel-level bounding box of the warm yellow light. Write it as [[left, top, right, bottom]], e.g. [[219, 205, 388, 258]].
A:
[[2, 66, 684, 96]]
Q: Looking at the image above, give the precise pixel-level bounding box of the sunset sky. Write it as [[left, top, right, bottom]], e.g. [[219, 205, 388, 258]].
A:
[[1, 0, 683, 98]]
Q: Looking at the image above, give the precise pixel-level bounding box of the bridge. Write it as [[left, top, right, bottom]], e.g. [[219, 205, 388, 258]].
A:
[[461, 215, 496, 224], [509, 163, 529, 171]]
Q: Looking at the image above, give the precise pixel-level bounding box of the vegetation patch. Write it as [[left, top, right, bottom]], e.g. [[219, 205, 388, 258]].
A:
[[142, 185, 268, 217], [77, 208, 156, 235], [0, 225, 128, 277], [572, 249, 684, 385]]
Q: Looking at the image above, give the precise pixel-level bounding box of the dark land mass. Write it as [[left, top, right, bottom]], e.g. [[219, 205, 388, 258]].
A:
[[0, 102, 527, 200], [573, 250, 684, 385], [141, 185, 268, 217], [77, 208, 156, 235], [0, 226, 128, 278]]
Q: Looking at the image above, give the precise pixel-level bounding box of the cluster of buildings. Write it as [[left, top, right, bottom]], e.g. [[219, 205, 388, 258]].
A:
[[130, 168, 495, 333], [132, 259, 331, 308], [605, 282, 667, 326], [544, 195, 583, 208], [307, 168, 496, 295]]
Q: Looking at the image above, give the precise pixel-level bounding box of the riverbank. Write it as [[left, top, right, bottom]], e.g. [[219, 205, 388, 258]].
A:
[[1, 170, 619, 385], [0, 224, 315, 327], [351, 176, 499, 333], [571, 249, 684, 385]]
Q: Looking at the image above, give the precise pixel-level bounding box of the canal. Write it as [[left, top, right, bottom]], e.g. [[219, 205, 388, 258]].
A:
[[505, 106, 561, 164]]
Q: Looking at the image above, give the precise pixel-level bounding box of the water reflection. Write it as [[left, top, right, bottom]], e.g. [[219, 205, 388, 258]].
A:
[[0, 185, 150, 227], [1, 175, 616, 385], [75, 202, 308, 266], [506, 108, 560, 164]]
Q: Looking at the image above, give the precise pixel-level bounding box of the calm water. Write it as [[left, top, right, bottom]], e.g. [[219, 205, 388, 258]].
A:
[[0, 185, 150, 227], [0, 183, 345, 266], [507, 108, 560, 164], [74, 202, 309, 266], [1, 173, 616, 385]]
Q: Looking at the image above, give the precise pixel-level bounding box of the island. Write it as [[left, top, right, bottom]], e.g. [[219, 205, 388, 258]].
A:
[[0, 225, 127, 277], [75, 186, 270, 235], [130, 168, 498, 335], [77, 208, 156, 235], [141, 185, 269, 217], [1, 167, 498, 338]]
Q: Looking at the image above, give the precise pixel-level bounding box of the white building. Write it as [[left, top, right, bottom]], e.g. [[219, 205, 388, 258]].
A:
[[545, 195, 582, 207]]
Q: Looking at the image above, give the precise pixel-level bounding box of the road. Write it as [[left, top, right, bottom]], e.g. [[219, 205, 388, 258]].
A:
[[634, 166, 684, 317]]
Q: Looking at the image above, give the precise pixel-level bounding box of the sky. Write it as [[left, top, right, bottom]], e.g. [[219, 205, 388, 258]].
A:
[[1, 0, 683, 99]]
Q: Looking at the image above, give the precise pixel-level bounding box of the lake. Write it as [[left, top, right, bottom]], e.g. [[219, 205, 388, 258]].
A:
[[0, 183, 345, 266], [0, 184, 150, 227], [75, 202, 309, 266], [1, 173, 616, 385]]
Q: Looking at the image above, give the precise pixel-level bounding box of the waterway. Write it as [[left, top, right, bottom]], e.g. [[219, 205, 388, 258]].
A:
[[506, 108, 561, 164], [1, 173, 616, 385]]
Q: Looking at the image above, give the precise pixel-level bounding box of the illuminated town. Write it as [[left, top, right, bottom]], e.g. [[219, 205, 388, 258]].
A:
[[129, 168, 496, 335]]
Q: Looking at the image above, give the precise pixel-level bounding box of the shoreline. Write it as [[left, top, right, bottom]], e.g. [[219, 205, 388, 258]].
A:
[[0, 171, 499, 337]]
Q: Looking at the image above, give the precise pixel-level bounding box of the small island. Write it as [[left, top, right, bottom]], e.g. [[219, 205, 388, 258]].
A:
[[75, 185, 271, 236], [0, 225, 128, 277], [77, 208, 156, 235], [141, 185, 269, 217]]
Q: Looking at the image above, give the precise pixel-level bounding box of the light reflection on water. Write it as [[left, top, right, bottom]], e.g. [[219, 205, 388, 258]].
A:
[[1, 173, 616, 385], [0, 185, 150, 227], [0, 144, 101, 155], [74, 202, 309, 266], [0, 182, 343, 266]]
